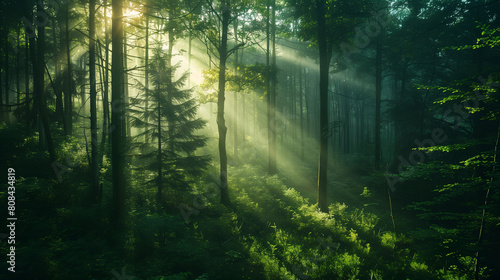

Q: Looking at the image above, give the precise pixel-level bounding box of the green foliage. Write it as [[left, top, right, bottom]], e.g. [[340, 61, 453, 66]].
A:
[[404, 21, 500, 279], [380, 232, 397, 249], [130, 46, 210, 194], [360, 186, 372, 197], [198, 63, 278, 103], [0, 123, 472, 280], [449, 24, 500, 50]]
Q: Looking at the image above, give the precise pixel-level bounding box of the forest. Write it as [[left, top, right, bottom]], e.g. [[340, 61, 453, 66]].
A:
[[0, 0, 499, 279]]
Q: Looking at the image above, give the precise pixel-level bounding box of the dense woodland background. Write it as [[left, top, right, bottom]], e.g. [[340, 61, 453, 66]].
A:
[[0, 0, 499, 279]]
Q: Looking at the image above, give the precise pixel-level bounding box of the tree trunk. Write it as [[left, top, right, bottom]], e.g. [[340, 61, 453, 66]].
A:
[[25, 32, 30, 131], [65, 2, 73, 135], [123, 29, 130, 138], [157, 84, 163, 207], [233, 18, 238, 158], [343, 78, 350, 154], [187, 31, 191, 87], [316, 0, 330, 213], [374, 39, 382, 170], [474, 125, 499, 280], [144, 8, 149, 143], [219, 1, 231, 207], [271, 0, 277, 171], [4, 31, 10, 124], [99, 4, 110, 165], [16, 26, 20, 105], [105, 7, 111, 148], [112, 0, 126, 227], [90, 0, 99, 202], [0, 35, 3, 124], [167, 11, 174, 151], [266, 0, 277, 174], [299, 67, 304, 159]]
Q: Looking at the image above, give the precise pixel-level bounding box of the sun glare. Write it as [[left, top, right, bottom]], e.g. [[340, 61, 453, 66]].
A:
[[124, 8, 141, 19]]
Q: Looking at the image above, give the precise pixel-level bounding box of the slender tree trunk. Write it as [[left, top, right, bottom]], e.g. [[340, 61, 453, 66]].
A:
[[157, 84, 163, 206], [98, 40, 109, 165], [144, 9, 149, 143], [5, 31, 10, 124], [123, 29, 130, 138], [99, 3, 110, 165], [52, 17, 63, 124], [65, 2, 73, 135], [80, 55, 86, 117], [112, 0, 126, 227], [343, 78, 350, 154], [299, 67, 304, 159], [0, 35, 3, 124], [266, 0, 277, 174], [167, 11, 174, 151], [360, 96, 365, 149], [16, 26, 20, 105], [105, 9, 111, 148], [474, 125, 499, 280], [240, 25, 246, 145], [316, 0, 330, 213], [270, 0, 277, 172], [233, 18, 238, 158], [375, 39, 382, 170], [90, 0, 99, 202], [305, 71, 310, 138], [25, 32, 30, 131], [188, 31, 191, 87], [219, 1, 231, 207], [29, 35, 38, 131]]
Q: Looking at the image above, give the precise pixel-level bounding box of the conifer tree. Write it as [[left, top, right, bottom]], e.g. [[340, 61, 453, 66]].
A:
[[130, 47, 209, 206]]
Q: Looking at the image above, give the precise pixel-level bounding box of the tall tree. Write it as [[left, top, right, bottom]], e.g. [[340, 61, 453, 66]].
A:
[[64, 1, 74, 135], [266, 0, 277, 174], [288, 0, 372, 212], [374, 38, 382, 170], [218, 0, 231, 206], [131, 47, 209, 208], [99, 3, 111, 164], [112, 0, 126, 226], [315, 0, 330, 212], [89, 0, 99, 202], [196, 0, 245, 207]]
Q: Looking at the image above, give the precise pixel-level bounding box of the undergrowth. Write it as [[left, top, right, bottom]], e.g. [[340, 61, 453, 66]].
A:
[[0, 126, 474, 280]]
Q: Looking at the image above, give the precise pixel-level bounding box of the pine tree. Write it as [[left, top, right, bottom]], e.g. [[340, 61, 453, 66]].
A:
[[130, 47, 209, 207]]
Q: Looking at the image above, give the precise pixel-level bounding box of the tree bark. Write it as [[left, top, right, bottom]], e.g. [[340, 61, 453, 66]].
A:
[[144, 8, 149, 143], [316, 0, 331, 213], [157, 83, 163, 207], [374, 39, 382, 170], [16, 26, 20, 105], [90, 0, 99, 202], [123, 29, 130, 138], [299, 67, 304, 159], [25, 32, 30, 131], [64, 2, 73, 135], [266, 0, 277, 174], [271, 0, 277, 172], [99, 4, 110, 165], [4, 30, 10, 124], [219, 0, 231, 207], [112, 0, 126, 227], [233, 18, 238, 158]]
